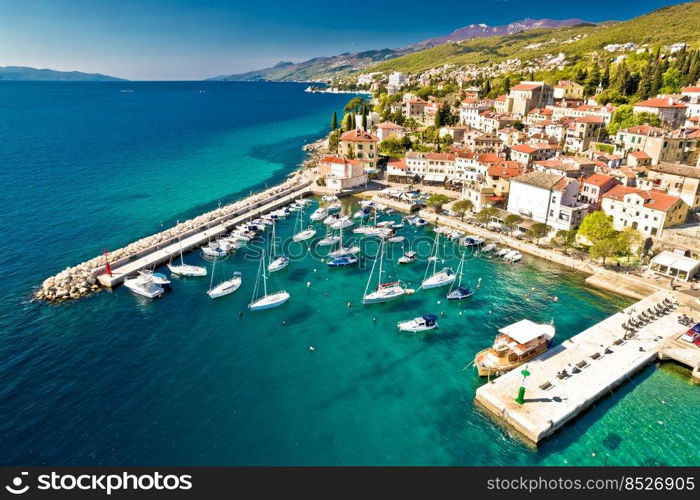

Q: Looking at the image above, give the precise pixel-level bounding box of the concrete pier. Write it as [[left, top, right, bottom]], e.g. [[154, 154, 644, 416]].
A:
[[475, 290, 700, 444]]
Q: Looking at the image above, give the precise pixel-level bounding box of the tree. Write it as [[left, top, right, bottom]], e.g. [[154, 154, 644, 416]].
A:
[[503, 76, 511, 94], [328, 129, 341, 153], [617, 227, 643, 264], [425, 194, 451, 213], [589, 237, 619, 267], [452, 199, 474, 220], [552, 229, 577, 255], [526, 223, 550, 246], [330, 111, 338, 131], [476, 206, 498, 223], [341, 113, 354, 131], [578, 211, 616, 246], [606, 104, 661, 136], [503, 214, 523, 234], [344, 97, 365, 114]]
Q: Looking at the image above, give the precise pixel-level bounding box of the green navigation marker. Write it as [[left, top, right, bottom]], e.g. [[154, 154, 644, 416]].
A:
[[515, 366, 531, 405]]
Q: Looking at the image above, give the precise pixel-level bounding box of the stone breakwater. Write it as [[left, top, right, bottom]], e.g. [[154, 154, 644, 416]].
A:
[[35, 171, 312, 303]]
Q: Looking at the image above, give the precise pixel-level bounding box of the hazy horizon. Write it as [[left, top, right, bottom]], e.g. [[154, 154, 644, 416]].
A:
[[0, 0, 687, 80]]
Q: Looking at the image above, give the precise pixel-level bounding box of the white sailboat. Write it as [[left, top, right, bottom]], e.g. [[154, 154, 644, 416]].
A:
[[292, 200, 316, 242], [446, 251, 474, 301], [327, 226, 360, 257], [317, 227, 341, 247], [268, 223, 289, 272], [249, 249, 290, 311], [421, 233, 455, 289], [167, 235, 207, 277], [362, 240, 409, 304], [206, 259, 242, 299], [330, 215, 353, 230]]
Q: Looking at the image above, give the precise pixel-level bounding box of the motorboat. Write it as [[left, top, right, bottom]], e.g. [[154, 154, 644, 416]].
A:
[[398, 251, 417, 264], [330, 216, 353, 230], [317, 233, 341, 247], [413, 218, 429, 227], [353, 208, 371, 219], [504, 251, 523, 263], [124, 273, 164, 299], [140, 270, 171, 290], [397, 314, 439, 333], [323, 214, 340, 225], [474, 320, 555, 377], [388, 236, 405, 243], [249, 250, 290, 311], [310, 207, 328, 221], [482, 243, 496, 253], [494, 248, 510, 257], [327, 202, 342, 213], [207, 271, 242, 299], [461, 236, 485, 247], [202, 243, 227, 259]]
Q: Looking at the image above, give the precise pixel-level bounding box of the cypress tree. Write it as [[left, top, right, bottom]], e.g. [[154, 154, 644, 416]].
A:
[[331, 111, 338, 130], [504, 76, 511, 94]]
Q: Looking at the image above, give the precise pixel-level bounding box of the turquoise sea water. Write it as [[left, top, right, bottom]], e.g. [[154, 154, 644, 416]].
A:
[[0, 82, 697, 466]]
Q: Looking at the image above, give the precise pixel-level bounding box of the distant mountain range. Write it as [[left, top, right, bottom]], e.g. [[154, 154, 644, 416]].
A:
[[0, 66, 126, 82], [208, 17, 591, 82]]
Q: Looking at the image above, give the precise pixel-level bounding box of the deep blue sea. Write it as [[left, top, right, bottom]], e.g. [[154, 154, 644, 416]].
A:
[[0, 81, 697, 466]]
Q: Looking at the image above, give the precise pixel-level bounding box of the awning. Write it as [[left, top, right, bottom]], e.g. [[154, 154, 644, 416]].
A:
[[423, 174, 446, 182], [487, 195, 505, 201], [649, 251, 700, 280]]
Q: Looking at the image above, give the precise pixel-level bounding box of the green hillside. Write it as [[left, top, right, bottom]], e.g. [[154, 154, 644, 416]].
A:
[[367, 2, 700, 75]]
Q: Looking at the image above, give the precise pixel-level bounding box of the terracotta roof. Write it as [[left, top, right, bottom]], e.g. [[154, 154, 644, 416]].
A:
[[633, 97, 687, 109], [487, 161, 523, 178], [647, 163, 700, 179], [387, 158, 406, 170], [511, 83, 542, 91], [681, 86, 700, 93], [494, 95, 507, 102], [602, 185, 682, 211], [512, 171, 570, 191], [511, 144, 538, 154], [583, 173, 616, 187], [340, 129, 379, 142], [376, 121, 403, 129], [321, 155, 363, 165], [630, 151, 651, 159], [619, 124, 667, 136], [575, 116, 605, 124], [425, 153, 456, 161]]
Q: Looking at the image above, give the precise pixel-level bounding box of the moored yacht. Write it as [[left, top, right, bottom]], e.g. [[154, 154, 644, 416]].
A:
[[397, 314, 439, 333], [124, 273, 164, 299]]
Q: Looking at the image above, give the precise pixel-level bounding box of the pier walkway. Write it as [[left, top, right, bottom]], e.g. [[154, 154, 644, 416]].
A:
[[475, 290, 699, 444], [98, 181, 313, 288]]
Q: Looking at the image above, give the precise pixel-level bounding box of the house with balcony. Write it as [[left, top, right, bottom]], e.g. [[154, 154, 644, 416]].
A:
[[339, 129, 379, 172], [375, 121, 405, 142], [637, 162, 700, 213], [564, 116, 605, 153], [510, 143, 561, 166], [614, 125, 698, 165]]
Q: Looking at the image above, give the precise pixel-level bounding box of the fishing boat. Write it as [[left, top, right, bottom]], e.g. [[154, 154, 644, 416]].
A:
[[398, 251, 417, 264], [292, 201, 317, 242], [206, 259, 242, 299], [268, 223, 289, 272], [167, 236, 207, 277], [397, 314, 439, 333], [362, 240, 409, 304], [446, 251, 474, 301], [421, 233, 456, 289], [249, 249, 290, 311], [310, 207, 328, 221], [474, 320, 555, 377], [124, 272, 164, 299]]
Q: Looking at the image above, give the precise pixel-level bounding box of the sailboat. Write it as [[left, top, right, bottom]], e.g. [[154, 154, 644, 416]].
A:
[[421, 232, 455, 289], [446, 251, 474, 300], [206, 259, 242, 299], [327, 226, 360, 257], [362, 240, 409, 304], [317, 227, 341, 247], [167, 235, 207, 277], [249, 249, 290, 311], [268, 223, 289, 272], [292, 199, 316, 242]]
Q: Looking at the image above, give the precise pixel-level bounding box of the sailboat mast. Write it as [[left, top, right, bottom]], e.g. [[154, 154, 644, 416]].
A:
[[261, 250, 268, 296]]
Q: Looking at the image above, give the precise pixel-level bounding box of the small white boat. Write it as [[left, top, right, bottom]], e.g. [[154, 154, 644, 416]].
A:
[[207, 272, 242, 299], [327, 202, 342, 213], [502, 250, 518, 260], [293, 227, 316, 242], [139, 270, 171, 290], [398, 251, 417, 264], [168, 238, 207, 276], [202, 243, 227, 259], [462, 236, 485, 247], [388, 236, 405, 243], [310, 207, 328, 221], [124, 273, 164, 299], [353, 208, 371, 219], [422, 267, 456, 289], [391, 222, 404, 229], [397, 314, 439, 333], [504, 251, 523, 263], [494, 248, 510, 257], [330, 216, 353, 230], [323, 214, 340, 225], [376, 220, 394, 228], [362, 240, 408, 304], [482, 243, 496, 253], [317, 234, 341, 246], [413, 218, 429, 227], [268, 223, 289, 272]]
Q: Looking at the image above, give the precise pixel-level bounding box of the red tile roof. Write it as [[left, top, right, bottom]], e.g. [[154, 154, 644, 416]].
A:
[[602, 185, 681, 212], [630, 150, 651, 159], [511, 144, 538, 154], [376, 121, 403, 129], [425, 153, 456, 161], [340, 129, 379, 142], [583, 173, 616, 187], [634, 97, 687, 109], [511, 83, 542, 91], [682, 86, 700, 93], [387, 158, 406, 170]]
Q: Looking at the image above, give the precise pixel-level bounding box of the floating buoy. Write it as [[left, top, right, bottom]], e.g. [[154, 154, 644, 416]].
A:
[[437, 300, 442, 305], [347, 301, 352, 307], [477, 277, 482, 289], [282, 320, 287, 326], [309, 346, 315, 351], [313, 268, 317, 273], [306, 281, 311, 287]]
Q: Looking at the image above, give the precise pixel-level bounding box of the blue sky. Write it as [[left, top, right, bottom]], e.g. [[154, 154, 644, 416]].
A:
[[0, 0, 686, 80]]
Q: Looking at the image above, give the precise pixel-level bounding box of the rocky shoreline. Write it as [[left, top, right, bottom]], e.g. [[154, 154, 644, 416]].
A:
[[36, 139, 328, 303]]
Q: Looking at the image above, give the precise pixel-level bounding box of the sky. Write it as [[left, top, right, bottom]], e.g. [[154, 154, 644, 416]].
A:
[[0, 0, 688, 80]]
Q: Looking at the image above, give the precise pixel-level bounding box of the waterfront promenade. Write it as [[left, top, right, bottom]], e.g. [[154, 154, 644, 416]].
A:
[[475, 290, 700, 445]]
